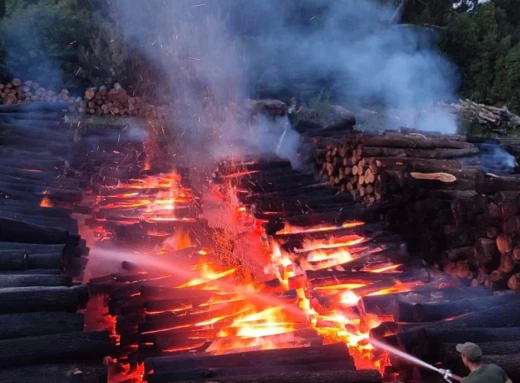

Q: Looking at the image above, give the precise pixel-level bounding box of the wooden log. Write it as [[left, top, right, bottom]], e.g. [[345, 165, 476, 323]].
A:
[[0, 331, 114, 367], [0, 269, 61, 275], [416, 302, 520, 330], [359, 135, 473, 149], [404, 294, 519, 322], [144, 343, 355, 372], [373, 157, 479, 170], [0, 312, 84, 340], [0, 363, 107, 383], [0, 285, 88, 314], [420, 327, 520, 344], [473, 238, 500, 269], [0, 251, 64, 271], [147, 369, 382, 383], [0, 274, 71, 288], [0, 217, 72, 244], [0, 101, 69, 113], [0, 242, 65, 255], [476, 172, 520, 195], [361, 146, 479, 159]]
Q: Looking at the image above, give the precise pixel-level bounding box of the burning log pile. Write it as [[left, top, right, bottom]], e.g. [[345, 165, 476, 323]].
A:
[[0, 107, 115, 382]]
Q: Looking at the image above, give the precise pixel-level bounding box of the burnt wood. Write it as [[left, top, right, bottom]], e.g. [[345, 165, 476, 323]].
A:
[[0, 331, 114, 367], [394, 294, 518, 322], [0, 312, 84, 340], [0, 274, 71, 288], [144, 343, 354, 373], [0, 285, 88, 314], [0, 362, 107, 383], [148, 369, 381, 383]]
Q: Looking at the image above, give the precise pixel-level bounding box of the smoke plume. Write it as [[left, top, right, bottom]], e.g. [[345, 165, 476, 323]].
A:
[[112, 0, 459, 165]]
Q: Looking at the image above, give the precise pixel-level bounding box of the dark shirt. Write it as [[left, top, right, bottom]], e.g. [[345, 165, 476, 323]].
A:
[[461, 364, 509, 383]]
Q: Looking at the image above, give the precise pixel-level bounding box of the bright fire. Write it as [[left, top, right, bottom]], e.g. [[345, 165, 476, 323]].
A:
[[72, 165, 417, 379]]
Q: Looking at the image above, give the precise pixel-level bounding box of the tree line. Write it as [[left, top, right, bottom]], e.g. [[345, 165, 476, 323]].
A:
[[0, 0, 518, 112]]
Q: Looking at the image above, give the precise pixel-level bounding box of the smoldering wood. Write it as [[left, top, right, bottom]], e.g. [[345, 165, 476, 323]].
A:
[[0, 312, 84, 340], [0, 274, 71, 288], [0, 331, 114, 367], [419, 327, 520, 345], [396, 294, 519, 322], [415, 302, 520, 330], [147, 369, 382, 383], [0, 362, 107, 383], [144, 343, 354, 372], [0, 285, 88, 314]]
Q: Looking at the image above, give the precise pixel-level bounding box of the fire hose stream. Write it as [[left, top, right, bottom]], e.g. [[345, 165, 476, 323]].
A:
[[369, 338, 462, 382]]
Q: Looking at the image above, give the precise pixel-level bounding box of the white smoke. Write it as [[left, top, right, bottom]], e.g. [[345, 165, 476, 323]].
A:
[[111, 0, 459, 165]]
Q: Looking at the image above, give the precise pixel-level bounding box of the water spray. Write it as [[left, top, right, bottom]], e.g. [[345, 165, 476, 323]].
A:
[[275, 126, 288, 155], [369, 338, 460, 382]]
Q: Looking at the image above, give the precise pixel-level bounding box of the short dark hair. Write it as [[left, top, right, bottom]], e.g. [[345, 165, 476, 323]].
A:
[[467, 355, 482, 364]]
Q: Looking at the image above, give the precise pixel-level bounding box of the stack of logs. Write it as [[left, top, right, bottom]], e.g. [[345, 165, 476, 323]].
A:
[[310, 130, 482, 206], [0, 78, 77, 105], [80, 83, 149, 117], [441, 180, 520, 291], [0, 103, 114, 382]]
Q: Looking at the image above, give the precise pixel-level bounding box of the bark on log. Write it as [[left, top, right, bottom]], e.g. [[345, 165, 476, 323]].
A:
[[144, 343, 354, 372], [476, 172, 520, 195], [0, 285, 88, 314], [0, 312, 84, 340], [0, 217, 72, 244], [359, 135, 473, 149], [147, 369, 382, 383], [0, 331, 114, 367], [408, 295, 518, 322], [0, 274, 71, 288], [361, 146, 479, 159], [420, 327, 520, 344], [0, 363, 107, 383]]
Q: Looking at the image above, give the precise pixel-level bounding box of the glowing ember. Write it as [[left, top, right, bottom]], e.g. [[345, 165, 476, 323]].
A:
[[277, 221, 364, 235]]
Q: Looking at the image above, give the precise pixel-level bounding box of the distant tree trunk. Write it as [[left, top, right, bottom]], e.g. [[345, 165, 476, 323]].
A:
[[0, 0, 5, 18]]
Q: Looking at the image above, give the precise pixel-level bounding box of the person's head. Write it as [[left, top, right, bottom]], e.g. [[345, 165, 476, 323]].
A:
[[456, 342, 483, 368]]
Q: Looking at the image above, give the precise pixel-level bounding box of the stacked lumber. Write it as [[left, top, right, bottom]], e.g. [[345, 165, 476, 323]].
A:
[[0, 109, 114, 381], [0, 78, 77, 106], [79, 83, 144, 117], [309, 129, 483, 206]]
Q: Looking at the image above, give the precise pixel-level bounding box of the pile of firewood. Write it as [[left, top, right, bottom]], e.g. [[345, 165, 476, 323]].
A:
[[439, 186, 520, 291], [77, 83, 145, 117], [311, 130, 481, 205], [0, 78, 79, 106]]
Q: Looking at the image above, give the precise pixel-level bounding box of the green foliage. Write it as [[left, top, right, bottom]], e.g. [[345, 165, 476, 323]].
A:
[[435, 1, 520, 111]]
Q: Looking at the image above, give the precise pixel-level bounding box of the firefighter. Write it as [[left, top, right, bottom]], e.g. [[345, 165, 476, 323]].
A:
[[456, 342, 513, 383]]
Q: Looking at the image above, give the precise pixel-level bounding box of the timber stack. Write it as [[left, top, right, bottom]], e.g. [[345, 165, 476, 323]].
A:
[[0, 103, 114, 382]]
